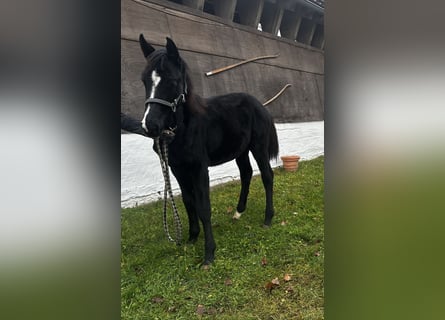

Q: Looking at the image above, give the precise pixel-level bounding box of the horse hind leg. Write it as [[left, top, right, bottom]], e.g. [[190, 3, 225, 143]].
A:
[[233, 151, 253, 220], [251, 150, 275, 227]]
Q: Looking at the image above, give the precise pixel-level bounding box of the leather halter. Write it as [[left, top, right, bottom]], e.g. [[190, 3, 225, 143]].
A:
[[144, 81, 188, 113], [145, 93, 185, 113]]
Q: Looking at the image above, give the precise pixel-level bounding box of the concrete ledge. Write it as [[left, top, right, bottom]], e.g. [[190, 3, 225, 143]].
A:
[[121, 121, 324, 208]]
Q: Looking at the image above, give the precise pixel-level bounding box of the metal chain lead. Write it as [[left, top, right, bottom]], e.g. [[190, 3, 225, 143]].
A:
[[154, 136, 182, 245], [154, 138, 172, 242], [161, 139, 182, 244]]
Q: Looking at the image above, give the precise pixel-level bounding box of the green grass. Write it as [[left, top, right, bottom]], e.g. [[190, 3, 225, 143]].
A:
[[121, 156, 324, 319]]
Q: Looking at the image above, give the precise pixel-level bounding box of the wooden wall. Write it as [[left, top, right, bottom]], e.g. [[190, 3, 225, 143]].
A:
[[121, 0, 324, 122]]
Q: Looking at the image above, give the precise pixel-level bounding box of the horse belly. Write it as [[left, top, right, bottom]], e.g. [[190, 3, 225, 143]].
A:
[[207, 129, 249, 166]]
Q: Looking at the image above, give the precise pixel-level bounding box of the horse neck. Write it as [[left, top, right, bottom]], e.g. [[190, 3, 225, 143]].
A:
[[174, 96, 205, 137], [184, 90, 205, 115]]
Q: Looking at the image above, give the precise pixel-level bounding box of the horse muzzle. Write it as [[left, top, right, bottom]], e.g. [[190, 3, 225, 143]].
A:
[[143, 120, 161, 138]]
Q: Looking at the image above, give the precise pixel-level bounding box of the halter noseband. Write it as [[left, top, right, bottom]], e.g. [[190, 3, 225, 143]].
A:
[[144, 80, 188, 113], [144, 83, 187, 140], [145, 93, 185, 113]]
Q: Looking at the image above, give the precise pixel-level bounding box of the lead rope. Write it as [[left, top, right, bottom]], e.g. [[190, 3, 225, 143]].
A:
[[154, 137, 182, 245]]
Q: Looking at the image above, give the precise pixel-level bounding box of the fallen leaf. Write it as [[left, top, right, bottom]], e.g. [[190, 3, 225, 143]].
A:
[[283, 274, 292, 282], [167, 306, 177, 312], [224, 278, 233, 286], [226, 206, 233, 214], [265, 282, 274, 292], [280, 220, 287, 226], [261, 256, 267, 266], [196, 304, 205, 316], [265, 277, 280, 293], [314, 251, 320, 257], [151, 296, 164, 304], [285, 285, 295, 293], [207, 307, 217, 315]]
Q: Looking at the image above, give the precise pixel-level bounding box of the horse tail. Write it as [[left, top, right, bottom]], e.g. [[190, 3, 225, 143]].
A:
[[268, 121, 279, 160]]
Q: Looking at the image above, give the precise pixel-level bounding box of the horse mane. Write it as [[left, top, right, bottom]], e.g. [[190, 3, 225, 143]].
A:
[[184, 72, 206, 115], [144, 49, 206, 115]]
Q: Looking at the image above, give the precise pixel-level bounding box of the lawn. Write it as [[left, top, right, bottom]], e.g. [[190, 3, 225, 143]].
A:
[[121, 156, 324, 319]]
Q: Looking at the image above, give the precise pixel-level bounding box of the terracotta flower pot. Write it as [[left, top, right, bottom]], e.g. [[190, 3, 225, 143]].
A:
[[281, 155, 301, 172]]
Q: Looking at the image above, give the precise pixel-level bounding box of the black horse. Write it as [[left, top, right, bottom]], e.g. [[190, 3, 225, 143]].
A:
[[139, 35, 279, 265]]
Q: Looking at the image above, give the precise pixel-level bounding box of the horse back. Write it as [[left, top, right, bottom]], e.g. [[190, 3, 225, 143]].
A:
[[204, 93, 276, 165]]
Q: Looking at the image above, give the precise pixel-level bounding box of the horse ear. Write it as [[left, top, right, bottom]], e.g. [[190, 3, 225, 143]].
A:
[[139, 34, 155, 58], [166, 37, 180, 63]]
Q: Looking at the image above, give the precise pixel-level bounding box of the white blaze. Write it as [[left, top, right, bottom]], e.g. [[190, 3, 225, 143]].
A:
[[141, 70, 161, 132]]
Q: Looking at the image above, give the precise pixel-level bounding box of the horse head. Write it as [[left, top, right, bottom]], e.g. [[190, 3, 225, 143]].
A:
[[139, 35, 188, 139]]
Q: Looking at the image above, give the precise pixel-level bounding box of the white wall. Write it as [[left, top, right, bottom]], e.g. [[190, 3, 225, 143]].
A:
[[121, 121, 324, 208]]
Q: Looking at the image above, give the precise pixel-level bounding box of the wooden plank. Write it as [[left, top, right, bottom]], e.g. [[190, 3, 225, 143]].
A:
[[121, 0, 323, 74], [121, 0, 324, 122], [121, 0, 169, 45]]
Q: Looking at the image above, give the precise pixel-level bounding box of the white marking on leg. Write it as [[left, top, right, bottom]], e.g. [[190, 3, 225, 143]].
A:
[[233, 211, 242, 220], [141, 70, 162, 132]]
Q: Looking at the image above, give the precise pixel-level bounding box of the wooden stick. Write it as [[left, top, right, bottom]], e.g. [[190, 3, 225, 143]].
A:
[[263, 84, 292, 106], [205, 54, 279, 76]]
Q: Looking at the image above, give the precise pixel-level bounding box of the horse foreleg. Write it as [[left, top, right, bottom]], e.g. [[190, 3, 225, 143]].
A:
[[192, 166, 216, 265], [234, 151, 253, 220], [182, 189, 200, 244], [171, 166, 200, 243]]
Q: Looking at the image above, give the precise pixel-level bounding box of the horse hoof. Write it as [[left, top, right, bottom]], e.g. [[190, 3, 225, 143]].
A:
[[262, 224, 271, 229], [232, 211, 242, 220], [187, 238, 198, 245], [201, 264, 211, 270], [201, 260, 214, 270], [263, 218, 273, 227]]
